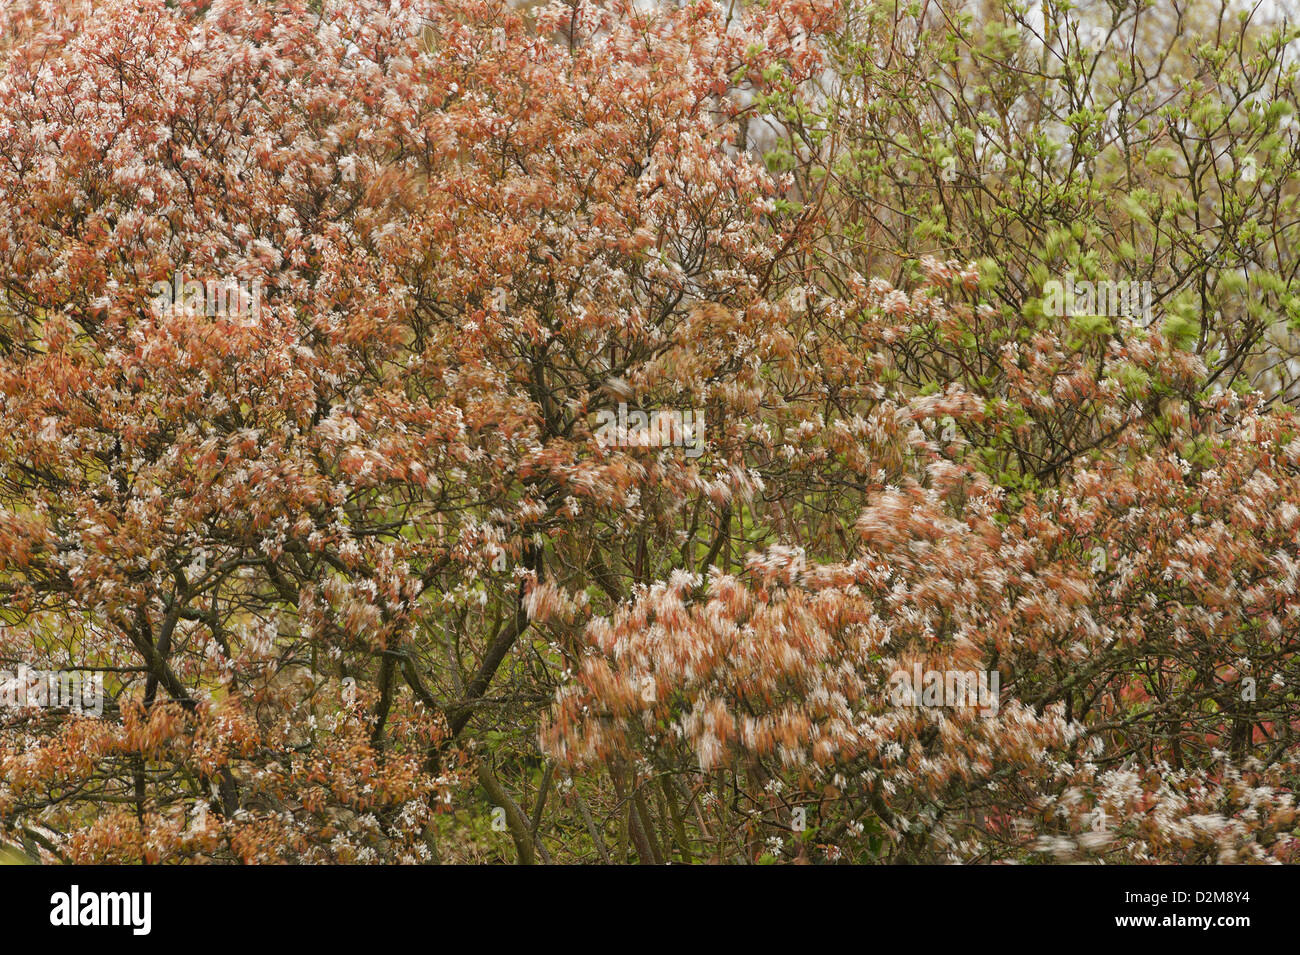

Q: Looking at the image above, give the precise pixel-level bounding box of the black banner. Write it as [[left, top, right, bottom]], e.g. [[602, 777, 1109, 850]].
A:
[[0, 863, 1285, 944]]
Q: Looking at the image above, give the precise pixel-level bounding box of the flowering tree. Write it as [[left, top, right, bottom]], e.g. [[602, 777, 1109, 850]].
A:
[[0, 0, 1296, 864], [543, 268, 1300, 863]]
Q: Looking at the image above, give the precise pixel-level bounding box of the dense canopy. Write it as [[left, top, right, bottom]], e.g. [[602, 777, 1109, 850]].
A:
[[0, 0, 1297, 864]]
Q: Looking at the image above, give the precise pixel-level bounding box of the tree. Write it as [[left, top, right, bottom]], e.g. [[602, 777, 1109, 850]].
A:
[[0, 0, 1296, 864]]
